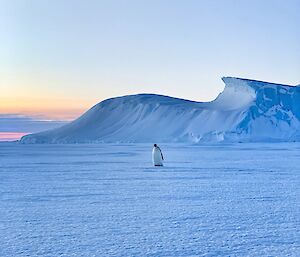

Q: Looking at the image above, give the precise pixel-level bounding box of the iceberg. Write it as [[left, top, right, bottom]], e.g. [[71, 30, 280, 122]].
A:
[[21, 77, 300, 143]]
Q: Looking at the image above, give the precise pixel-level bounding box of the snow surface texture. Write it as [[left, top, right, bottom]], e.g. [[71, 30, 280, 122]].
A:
[[21, 77, 300, 143], [1, 143, 300, 256]]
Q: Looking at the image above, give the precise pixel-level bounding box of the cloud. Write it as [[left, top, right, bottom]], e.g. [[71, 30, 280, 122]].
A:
[[0, 114, 68, 133]]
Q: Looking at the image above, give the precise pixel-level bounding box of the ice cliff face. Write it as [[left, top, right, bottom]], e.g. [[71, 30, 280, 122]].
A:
[[225, 77, 300, 141], [21, 77, 300, 143]]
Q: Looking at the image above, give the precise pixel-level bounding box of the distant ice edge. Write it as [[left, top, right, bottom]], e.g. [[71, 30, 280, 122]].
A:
[[21, 77, 300, 144]]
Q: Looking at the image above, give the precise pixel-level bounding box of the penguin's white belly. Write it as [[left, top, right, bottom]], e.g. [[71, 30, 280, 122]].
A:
[[152, 148, 163, 166]]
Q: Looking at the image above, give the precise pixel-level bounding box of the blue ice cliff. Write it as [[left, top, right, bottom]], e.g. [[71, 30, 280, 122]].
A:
[[20, 77, 300, 143]]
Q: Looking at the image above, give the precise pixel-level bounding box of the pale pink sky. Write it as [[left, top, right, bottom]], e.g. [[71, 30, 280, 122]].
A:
[[0, 132, 29, 142]]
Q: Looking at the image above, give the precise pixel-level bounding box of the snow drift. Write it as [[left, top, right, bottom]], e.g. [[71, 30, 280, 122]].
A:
[[21, 77, 300, 143]]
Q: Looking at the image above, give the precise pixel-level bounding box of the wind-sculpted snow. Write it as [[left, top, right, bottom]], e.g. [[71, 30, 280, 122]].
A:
[[21, 77, 300, 143], [1, 143, 300, 256]]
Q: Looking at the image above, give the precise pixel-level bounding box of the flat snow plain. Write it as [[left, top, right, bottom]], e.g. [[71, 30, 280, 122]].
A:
[[1, 143, 300, 256]]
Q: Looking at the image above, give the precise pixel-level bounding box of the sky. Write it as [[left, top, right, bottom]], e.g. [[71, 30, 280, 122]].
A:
[[1, 0, 300, 140]]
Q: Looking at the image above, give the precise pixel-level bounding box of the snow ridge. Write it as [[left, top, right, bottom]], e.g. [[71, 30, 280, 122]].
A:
[[21, 77, 300, 143]]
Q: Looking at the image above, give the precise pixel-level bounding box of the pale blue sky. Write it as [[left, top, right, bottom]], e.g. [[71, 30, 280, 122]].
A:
[[1, 0, 300, 122]]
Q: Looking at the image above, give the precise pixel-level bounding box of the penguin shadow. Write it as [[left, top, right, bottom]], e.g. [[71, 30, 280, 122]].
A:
[[143, 165, 169, 172], [143, 164, 193, 173]]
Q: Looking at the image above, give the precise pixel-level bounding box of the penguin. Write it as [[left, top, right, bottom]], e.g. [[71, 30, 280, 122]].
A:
[[152, 144, 164, 166]]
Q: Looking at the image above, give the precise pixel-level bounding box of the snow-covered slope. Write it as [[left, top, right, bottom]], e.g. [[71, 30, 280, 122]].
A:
[[21, 77, 300, 143]]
